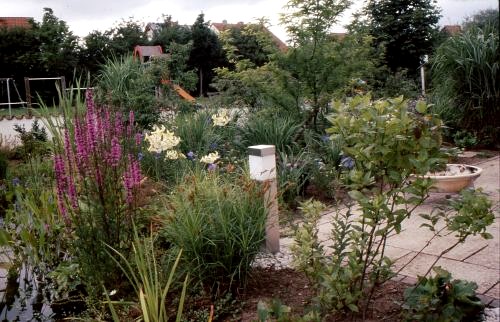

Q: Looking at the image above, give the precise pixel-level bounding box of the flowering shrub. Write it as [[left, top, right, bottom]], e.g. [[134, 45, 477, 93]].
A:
[[53, 90, 143, 291]]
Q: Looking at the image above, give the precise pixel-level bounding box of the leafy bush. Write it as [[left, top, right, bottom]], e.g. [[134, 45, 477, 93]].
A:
[[453, 130, 478, 149], [431, 25, 499, 145], [96, 55, 159, 129], [161, 172, 267, 292], [13, 119, 50, 159], [402, 267, 484, 321], [238, 115, 301, 154], [293, 96, 446, 318]]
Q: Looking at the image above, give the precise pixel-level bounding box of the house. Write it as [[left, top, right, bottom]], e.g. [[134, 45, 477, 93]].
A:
[[0, 17, 32, 29], [145, 22, 165, 41], [210, 20, 288, 52], [441, 25, 462, 36]]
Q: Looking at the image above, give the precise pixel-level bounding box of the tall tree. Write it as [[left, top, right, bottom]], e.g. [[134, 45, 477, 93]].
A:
[[188, 13, 226, 96], [220, 21, 279, 68], [38, 8, 79, 76], [153, 15, 192, 46], [108, 19, 148, 57], [365, 0, 441, 74], [279, 0, 351, 128]]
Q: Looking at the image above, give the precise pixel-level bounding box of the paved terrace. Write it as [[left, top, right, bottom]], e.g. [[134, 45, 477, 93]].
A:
[[281, 154, 500, 307]]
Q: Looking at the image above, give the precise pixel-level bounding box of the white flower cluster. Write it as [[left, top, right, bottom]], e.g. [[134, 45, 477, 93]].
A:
[[200, 151, 220, 164], [165, 150, 186, 160], [211, 109, 230, 127], [144, 125, 181, 153]]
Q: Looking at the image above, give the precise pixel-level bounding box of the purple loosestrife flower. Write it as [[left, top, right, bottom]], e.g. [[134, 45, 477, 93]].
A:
[[123, 154, 142, 205], [109, 136, 122, 167], [74, 119, 89, 171], [127, 110, 135, 136], [208, 163, 217, 171], [114, 112, 124, 137], [54, 155, 69, 224], [135, 133, 142, 146]]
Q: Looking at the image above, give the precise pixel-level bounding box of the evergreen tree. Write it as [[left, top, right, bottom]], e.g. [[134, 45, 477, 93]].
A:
[[365, 0, 441, 74], [188, 13, 227, 96]]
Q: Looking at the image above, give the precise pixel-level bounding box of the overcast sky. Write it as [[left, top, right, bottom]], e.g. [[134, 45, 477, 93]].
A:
[[1, 0, 498, 42]]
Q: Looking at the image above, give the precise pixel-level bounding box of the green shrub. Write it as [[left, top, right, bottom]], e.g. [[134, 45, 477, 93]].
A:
[[402, 267, 484, 321], [13, 119, 50, 159], [238, 115, 301, 154], [161, 172, 267, 292], [431, 25, 499, 144], [96, 55, 159, 129], [453, 130, 478, 149]]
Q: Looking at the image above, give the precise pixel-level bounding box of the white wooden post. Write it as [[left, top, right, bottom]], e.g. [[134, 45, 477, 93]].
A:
[[248, 145, 280, 253]]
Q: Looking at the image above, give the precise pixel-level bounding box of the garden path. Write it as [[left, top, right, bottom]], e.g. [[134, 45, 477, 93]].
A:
[[279, 154, 500, 307]]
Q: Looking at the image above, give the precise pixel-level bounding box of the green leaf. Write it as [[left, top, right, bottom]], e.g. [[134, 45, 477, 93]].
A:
[[347, 303, 359, 312], [348, 190, 365, 201], [415, 100, 427, 114]]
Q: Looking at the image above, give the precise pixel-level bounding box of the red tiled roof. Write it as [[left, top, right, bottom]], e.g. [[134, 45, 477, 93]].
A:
[[211, 22, 288, 52], [441, 25, 462, 35], [0, 17, 32, 29]]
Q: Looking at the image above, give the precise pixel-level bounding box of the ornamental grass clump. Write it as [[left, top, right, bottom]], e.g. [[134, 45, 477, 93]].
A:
[[161, 172, 267, 293], [53, 90, 142, 292]]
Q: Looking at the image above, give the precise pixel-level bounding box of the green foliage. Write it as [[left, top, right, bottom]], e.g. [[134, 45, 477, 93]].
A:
[[277, 149, 313, 205], [188, 14, 227, 96], [107, 232, 188, 322], [13, 119, 50, 159], [463, 9, 499, 32], [292, 95, 447, 318], [422, 189, 495, 242], [279, 0, 352, 130], [238, 115, 301, 154], [152, 15, 192, 46], [402, 267, 484, 321], [431, 25, 499, 145], [161, 172, 267, 292], [96, 55, 159, 129], [453, 130, 478, 149], [219, 20, 279, 68], [292, 200, 363, 316], [365, 0, 441, 74]]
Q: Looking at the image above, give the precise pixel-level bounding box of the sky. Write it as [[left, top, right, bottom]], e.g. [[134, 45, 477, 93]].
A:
[[1, 0, 498, 42]]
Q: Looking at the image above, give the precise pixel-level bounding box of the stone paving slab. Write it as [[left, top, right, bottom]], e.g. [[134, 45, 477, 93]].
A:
[[279, 155, 500, 301], [392, 252, 499, 294]]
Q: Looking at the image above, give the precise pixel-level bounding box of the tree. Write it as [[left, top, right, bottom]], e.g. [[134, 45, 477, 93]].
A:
[[279, 0, 351, 128], [365, 0, 441, 74], [188, 13, 227, 96], [79, 30, 114, 78], [152, 15, 192, 46], [219, 20, 279, 68], [463, 9, 499, 32], [38, 8, 79, 76], [108, 19, 148, 57]]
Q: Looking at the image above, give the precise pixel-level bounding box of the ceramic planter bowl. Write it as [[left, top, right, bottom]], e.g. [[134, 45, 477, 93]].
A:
[[423, 164, 483, 193]]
